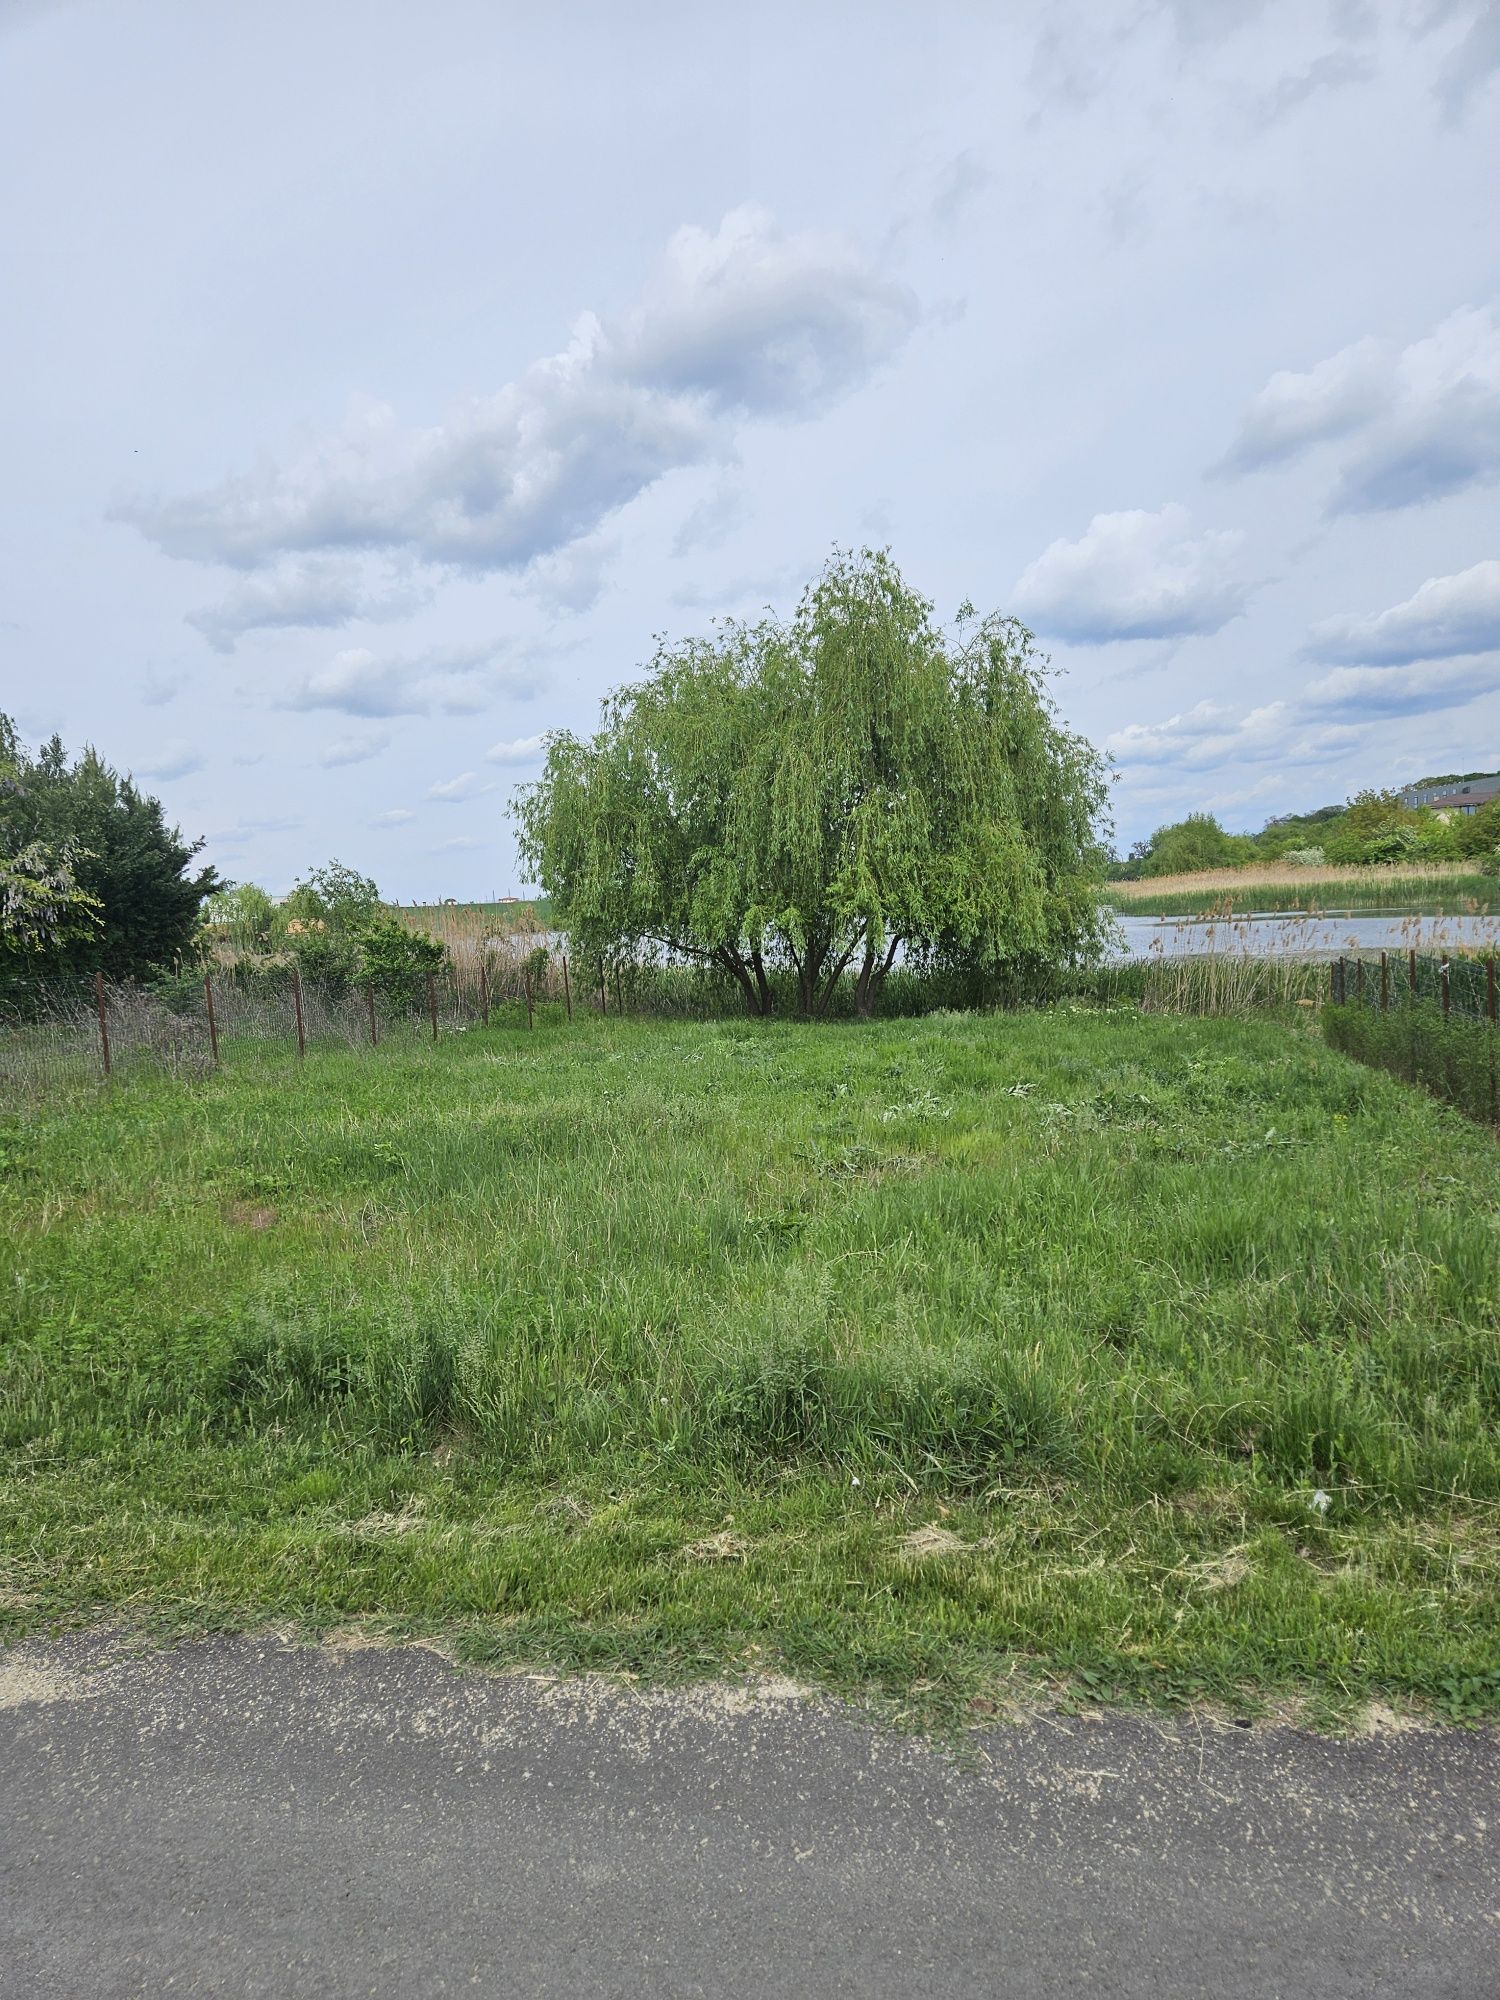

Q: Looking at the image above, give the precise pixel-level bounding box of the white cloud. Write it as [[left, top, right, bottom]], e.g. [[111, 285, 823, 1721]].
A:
[[484, 733, 547, 765], [1305, 560, 1500, 664], [425, 771, 493, 802], [185, 557, 431, 653], [318, 727, 391, 768], [1221, 305, 1500, 512], [1010, 504, 1251, 643], [283, 643, 531, 718], [135, 740, 203, 781], [522, 532, 617, 613], [431, 835, 483, 852], [140, 667, 179, 707], [371, 807, 416, 827], [1303, 654, 1500, 719], [1105, 700, 1360, 772], [120, 206, 917, 589]]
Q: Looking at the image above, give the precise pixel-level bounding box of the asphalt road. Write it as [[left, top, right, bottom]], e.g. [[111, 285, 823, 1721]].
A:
[[2, 1631, 1496, 1999]]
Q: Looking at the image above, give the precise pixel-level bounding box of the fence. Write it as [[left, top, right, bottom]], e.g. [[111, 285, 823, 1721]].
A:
[[0, 940, 597, 1103], [1323, 948, 1500, 1128]]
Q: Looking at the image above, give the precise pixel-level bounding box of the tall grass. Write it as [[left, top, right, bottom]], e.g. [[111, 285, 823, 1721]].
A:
[[4, 1009, 1500, 1719], [1106, 864, 1500, 916]]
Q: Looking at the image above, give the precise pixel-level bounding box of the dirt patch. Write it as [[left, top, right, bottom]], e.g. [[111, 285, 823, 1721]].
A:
[[897, 1525, 968, 1559], [225, 1203, 278, 1230], [681, 1531, 748, 1563]]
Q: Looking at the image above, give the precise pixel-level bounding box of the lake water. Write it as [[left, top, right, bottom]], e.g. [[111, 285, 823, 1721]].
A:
[[1111, 912, 1500, 961]]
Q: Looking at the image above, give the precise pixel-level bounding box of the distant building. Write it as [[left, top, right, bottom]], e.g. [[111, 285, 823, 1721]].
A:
[[1401, 775, 1500, 815]]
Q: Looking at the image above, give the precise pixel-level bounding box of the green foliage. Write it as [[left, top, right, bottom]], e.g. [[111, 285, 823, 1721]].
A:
[[0, 713, 216, 976], [515, 549, 1111, 1016], [205, 882, 277, 953], [1324, 995, 1500, 1127], [1135, 813, 1256, 877], [356, 913, 446, 1004], [1454, 797, 1500, 863], [4, 1009, 1500, 1718]]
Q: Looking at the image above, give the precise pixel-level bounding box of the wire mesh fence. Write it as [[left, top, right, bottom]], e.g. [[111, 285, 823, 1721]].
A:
[[1323, 948, 1500, 1127], [0, 936, 589, 1105]]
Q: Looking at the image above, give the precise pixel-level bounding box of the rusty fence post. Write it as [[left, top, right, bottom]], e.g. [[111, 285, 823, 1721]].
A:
[[1336, 956, 1345, 1005], [426, 971, 439, 1042], [1408, 947, 1417, 1001], [366, 978, 379, 1047], [562, 955, 572, 1020], [291, 968, 306, 1060], [479, 960, 490, 1028], [203, 972, 220, 1065], [615, 966, 624, 1016], [94, 971, 111, 1078], [1355, 957, 1364, 1005], [1380, 951, 1388, 1014]]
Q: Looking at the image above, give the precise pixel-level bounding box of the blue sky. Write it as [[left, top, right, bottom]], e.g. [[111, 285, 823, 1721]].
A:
[[2, 0, 1498, 896]]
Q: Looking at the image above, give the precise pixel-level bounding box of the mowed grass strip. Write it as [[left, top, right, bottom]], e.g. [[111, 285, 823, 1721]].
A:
[[3, 1008, 1499, 1724]]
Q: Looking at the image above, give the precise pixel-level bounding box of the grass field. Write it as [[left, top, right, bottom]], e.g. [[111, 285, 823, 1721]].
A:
[[4, 1008, 1500, 1726], [1105, 864, 1500, 917]]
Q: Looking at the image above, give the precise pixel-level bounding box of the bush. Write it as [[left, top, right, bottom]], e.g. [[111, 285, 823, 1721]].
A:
[[357, 914, 446, 1005], [1283, 846, 1325, 868]]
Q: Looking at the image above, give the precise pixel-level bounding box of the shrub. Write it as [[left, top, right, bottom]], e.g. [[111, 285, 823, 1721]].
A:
[[357, 914, 446, 1005], [1283, 846, 1325, 868]]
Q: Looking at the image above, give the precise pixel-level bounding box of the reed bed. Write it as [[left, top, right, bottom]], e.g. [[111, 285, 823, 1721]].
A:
[[1105, 864, 1499, 917]]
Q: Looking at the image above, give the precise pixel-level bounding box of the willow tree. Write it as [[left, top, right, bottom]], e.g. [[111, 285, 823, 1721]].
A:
[[513, 549, 1111, 1016]]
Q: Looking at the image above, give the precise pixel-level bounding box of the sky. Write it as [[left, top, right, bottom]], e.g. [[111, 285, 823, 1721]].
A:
[[2, 0, 1498, 898]]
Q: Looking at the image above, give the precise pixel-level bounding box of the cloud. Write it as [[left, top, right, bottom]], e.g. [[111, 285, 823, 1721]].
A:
[[119, 206, 917, 588], [1256, 47, 1375, 124], [1104, 700, 1360, 772], [1010, 504, 1251, 643], [371, 808, 416, 827], [1305, 560, 1500, 664], [185, 557, 431, 654], [136, 740, 203, 781], [425, 771, 493, 802], [1303, 654, 1500, 719], [283, 642, 532, 717], [1423, 0, 1500, 118], [318, 727, 391, 767], [484, 733, 547, 765], [140, 667, 179, 707], [671, 483, 750, 556], [522, 532, 617, 613], [1221, 305, 1500, 512], [431, 835, 483, 852]]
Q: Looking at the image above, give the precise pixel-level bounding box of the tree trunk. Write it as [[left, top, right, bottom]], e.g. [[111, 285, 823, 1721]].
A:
[[751, 947, 773, 1016]]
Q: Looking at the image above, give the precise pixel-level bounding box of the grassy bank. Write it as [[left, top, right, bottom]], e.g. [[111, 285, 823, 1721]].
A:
[[4, 1010, 1499, 1724], [1105, 864, 1500, 918]]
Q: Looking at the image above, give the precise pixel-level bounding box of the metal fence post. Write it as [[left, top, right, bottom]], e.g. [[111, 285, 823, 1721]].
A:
[[1380, 952, 1388, 1013], [1408, 948, 1417, 1000], [562, 955, 572, 1020], [479, 960, 490, 1028], [525, 965, 534, 1030], [1441, 960, 1450, 1018], [203, 972, 219, 1065], [291, 968, 306, 1060], [1355, 957, 1364, 1005], [366, 978, 379, 1047], [94, 971, 111, 1078], [426, 972, 439, 1041]]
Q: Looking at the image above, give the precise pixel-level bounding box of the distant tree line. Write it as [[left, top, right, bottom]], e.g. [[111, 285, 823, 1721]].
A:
[[1118, 789, 1500, 880]]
